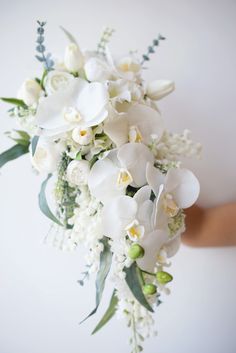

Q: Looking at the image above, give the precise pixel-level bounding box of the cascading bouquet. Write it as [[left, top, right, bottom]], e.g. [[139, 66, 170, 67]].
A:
[[0, 22, 201, 352]]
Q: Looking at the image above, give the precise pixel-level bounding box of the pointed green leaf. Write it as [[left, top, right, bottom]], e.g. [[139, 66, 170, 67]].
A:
[[92, 290, 118, 335], [1, 97, 27, 108], [124, 262, 154, 313], [60, 26, 78, 45], [38, 174, 63, 226], [31, 136, 39, 156], [80, 237, 112, 324], [0, 144, 29, 168]]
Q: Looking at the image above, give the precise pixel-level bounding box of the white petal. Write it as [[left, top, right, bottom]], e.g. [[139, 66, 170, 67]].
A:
[[146, 80, 175, 101], [79, 107, 108, 128], [136, 200, 154, 235], [134, 185, 152, 205], [84, 57, 111, 82], [117, 143, 154, 187], [102, 195, 137, 239], [165, 168, 200, 209], [88, 158, 124, 204], [137, 230, 168, 272], [76, 82, 108, 121], [165, 235, 181, 258], [146, 162, 165, 196], [35, 78, 87, 132], [104, 114, 129, 147], [126, 104, 164, 144]]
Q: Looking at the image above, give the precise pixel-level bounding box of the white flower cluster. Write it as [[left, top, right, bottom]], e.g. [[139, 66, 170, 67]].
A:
[[3, 25, 201, 351]]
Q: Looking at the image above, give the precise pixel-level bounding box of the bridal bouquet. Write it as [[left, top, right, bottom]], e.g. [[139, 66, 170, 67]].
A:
[[0, 22, 201, 352]]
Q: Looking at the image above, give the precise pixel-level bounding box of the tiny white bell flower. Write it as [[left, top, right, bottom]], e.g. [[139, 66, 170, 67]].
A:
[[64, 43, 84, 73], [72, 127, 93, 145], [146, 80, 175, 101], [17, 79, 42, 106]]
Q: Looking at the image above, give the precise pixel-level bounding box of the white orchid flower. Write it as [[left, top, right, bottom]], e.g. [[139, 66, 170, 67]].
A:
[[88, 142, 154, 204], [84, 57, 113, 82], [35, 78, 109, 136], [146, 163, 200, 229], [101, 185, 169, 272], [104, 103, 164, 147]]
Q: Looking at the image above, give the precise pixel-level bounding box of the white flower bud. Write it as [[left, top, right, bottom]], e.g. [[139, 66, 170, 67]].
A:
[[64, 43, 84, 72], [146, 80, 175, 101], [66, 160, 90, 186], [17, 79, 42, 106], [44, 70, 74, 95], [31, 139, 63, 174], [72, 127, 93, 145]]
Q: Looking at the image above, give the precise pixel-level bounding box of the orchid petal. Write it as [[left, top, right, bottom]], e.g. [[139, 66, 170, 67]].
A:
[[104, 114, 129, 147], [88, 158, 124, 204], [165, 168, 200, 209], [76, 82, 108, 121], [165, 235, 181, 258], [126, 104, 164, 144], [146, 162, 165, 196], [137, 230, 168, 272], [134, 185, 152, 206], [102, 195, 137, 239], [117, 143, 154, 187]]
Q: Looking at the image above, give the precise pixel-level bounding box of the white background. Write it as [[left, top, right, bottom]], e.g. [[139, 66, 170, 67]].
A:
[[0, 1, 236, 352]]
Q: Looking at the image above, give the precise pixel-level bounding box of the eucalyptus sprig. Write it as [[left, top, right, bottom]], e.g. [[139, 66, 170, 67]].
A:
[[35, 21, 54, 71], [141, 34, 166, 65], [97, 27, 115, 55]]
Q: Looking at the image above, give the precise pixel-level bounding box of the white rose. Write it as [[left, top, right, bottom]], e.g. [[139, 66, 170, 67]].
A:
[[17, 79, 42, 106], [72, 127, 93, 145], [44, 70, 74, 95], [146, 80, 175, 101], [31, 139, 63, 174], [84, 57, 112, 82], [64, 43, 84, 72], [66, 160, 90, 186]]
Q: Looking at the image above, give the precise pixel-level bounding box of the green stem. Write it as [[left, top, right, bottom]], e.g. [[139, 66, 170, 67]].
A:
[[141, 269, 156, 277]]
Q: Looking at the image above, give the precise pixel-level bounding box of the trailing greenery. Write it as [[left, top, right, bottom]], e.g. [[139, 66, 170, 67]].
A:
[[92, 290, 118, 335], [35, 21, 54, 71], [80, 237, 113, 323], [141, 34, 166, 65], [0, 143, 30, 168], [55, 152, 78, 228], [0, 97, 27, 109]]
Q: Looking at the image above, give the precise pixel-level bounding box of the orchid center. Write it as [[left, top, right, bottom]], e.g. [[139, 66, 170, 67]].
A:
[[63, 106, 82, 123], [163, 193, 179, 217], [128, 125, 143, 143], [125, 220, 145, 241], [116, 168, 133, 189]]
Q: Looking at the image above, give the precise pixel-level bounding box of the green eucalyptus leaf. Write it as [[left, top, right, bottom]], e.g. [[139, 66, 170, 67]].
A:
[[92, 290, 118, 335], [124, 262, 154, 313], [0, 143, 29, 168], [60, 26, 78, 45], [80, 237, 112, 324], [31, 136, 39, 156], [1, 97, 27, 108], [38, 174, 63, 226]]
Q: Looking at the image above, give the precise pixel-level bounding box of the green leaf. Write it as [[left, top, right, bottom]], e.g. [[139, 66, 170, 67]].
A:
[[92, 290, 118, 335], [80, 237, 112, 324], [124, 263, 154, 313], [60, 26, 78, 45], [1, 97, 27, 108], [75, 151, 82, 160], [31, 136, 39, 156], [0, 144, 29, 168], [38, 174, 63, 226]]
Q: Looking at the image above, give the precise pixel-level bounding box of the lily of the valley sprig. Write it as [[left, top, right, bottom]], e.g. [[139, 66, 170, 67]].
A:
[[0, 22, 201, 353]]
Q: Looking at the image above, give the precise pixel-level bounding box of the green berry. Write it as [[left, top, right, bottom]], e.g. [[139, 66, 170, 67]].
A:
[[128, 244, 145, 260], [143, 284, 157, 295], [156, 271, 173, 284]]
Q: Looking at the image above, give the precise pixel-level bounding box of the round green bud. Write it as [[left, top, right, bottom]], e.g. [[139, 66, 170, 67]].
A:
[[156, 271, 173, 284], [128, 244, 145, 260], [142, 284, 157, 295]]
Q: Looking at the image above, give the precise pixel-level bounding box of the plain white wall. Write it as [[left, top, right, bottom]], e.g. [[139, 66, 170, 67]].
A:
[[0, 1, 236, 353]]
